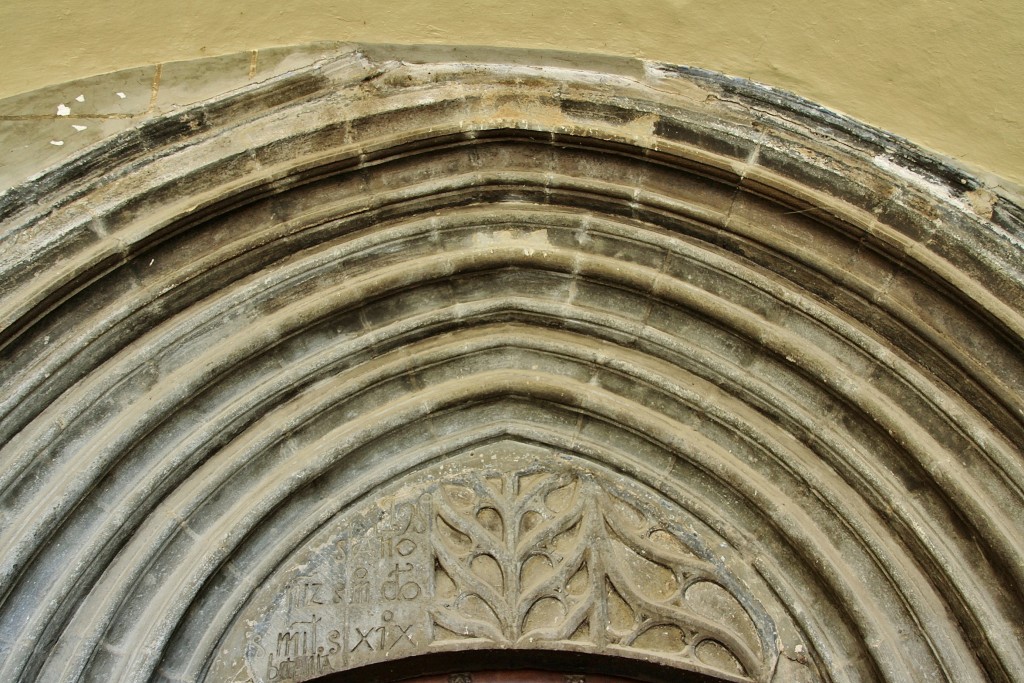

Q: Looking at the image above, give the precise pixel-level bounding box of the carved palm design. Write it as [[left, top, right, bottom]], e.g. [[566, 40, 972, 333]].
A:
[[431, 468, 766, 681]]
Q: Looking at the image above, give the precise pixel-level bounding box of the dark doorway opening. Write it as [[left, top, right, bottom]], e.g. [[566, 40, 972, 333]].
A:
[[307, 650, 737, 683]]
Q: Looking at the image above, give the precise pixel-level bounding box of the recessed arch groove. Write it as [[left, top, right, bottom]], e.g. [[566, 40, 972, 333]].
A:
[[8, 153, 1024, 454], [4, 325, 1011, 679], [4, 202, 1022, 484], [58, 382, 905, 683], [4, 247, 1021, 620], [1, 46, 1023, 683]]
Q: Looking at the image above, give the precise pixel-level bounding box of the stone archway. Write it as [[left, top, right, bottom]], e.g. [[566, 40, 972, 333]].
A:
[[1, 46, 1022, 683]]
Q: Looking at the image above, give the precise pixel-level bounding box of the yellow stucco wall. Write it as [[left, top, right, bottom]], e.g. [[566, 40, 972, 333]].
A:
[[2, 0, 1021, 187]]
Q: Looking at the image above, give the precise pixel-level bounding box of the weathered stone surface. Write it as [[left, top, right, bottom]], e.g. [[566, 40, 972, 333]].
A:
[[212, 445, 782, 683], [0, 45, 1022, 683]]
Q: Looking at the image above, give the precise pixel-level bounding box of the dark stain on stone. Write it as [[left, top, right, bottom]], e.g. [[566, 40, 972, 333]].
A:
[[559, 99, 642, 125]]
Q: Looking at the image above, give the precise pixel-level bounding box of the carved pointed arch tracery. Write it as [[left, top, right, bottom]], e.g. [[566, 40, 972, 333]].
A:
[[0, 46, 1023, 683]]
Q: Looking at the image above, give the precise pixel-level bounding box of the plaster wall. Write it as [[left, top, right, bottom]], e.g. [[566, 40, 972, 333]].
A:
[[1, 0, 1022, 188]]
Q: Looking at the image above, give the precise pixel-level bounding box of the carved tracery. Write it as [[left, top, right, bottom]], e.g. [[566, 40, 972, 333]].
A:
[[223, 448, 774, 683]]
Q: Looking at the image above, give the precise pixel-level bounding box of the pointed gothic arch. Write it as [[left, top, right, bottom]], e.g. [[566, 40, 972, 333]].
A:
[[1, 46, 1022, 683]]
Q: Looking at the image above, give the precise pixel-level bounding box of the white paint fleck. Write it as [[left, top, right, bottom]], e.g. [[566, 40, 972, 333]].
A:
[[872, 155, 963, 209], [116, 92, 127, 99], [72, 124, 88, 132], [75, 94, 85, 102], [56, 104, 71, 116], [49, 140, 65, 146], [795, 643, 804, 654]]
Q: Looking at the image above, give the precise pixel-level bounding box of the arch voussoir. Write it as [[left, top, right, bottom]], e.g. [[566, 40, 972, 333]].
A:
[[1, 45, 1022, 683]]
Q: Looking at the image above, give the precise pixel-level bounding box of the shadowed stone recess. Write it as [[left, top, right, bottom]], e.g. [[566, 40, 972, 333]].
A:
[[0, 45, 1022, 683]]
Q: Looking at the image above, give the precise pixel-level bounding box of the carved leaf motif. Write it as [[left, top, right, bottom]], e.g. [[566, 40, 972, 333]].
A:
[[430, 467, 767, 681], [431, 470, 586, 642], [599, 495, 764, 678], [433, 481, 511, 640]]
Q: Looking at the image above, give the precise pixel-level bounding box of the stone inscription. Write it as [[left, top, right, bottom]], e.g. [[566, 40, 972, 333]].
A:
[[227, 448, 773, 682]]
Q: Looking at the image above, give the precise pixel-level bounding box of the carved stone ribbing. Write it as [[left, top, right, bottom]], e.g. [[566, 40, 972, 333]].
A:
[[1, 46, 1022, 683]]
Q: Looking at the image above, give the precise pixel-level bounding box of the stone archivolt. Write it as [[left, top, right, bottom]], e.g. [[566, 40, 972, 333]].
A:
[[0, 46, 1022, 682]]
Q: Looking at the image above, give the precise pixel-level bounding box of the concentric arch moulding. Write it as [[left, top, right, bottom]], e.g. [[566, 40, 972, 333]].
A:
[[4, 44, 1023, 683]]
